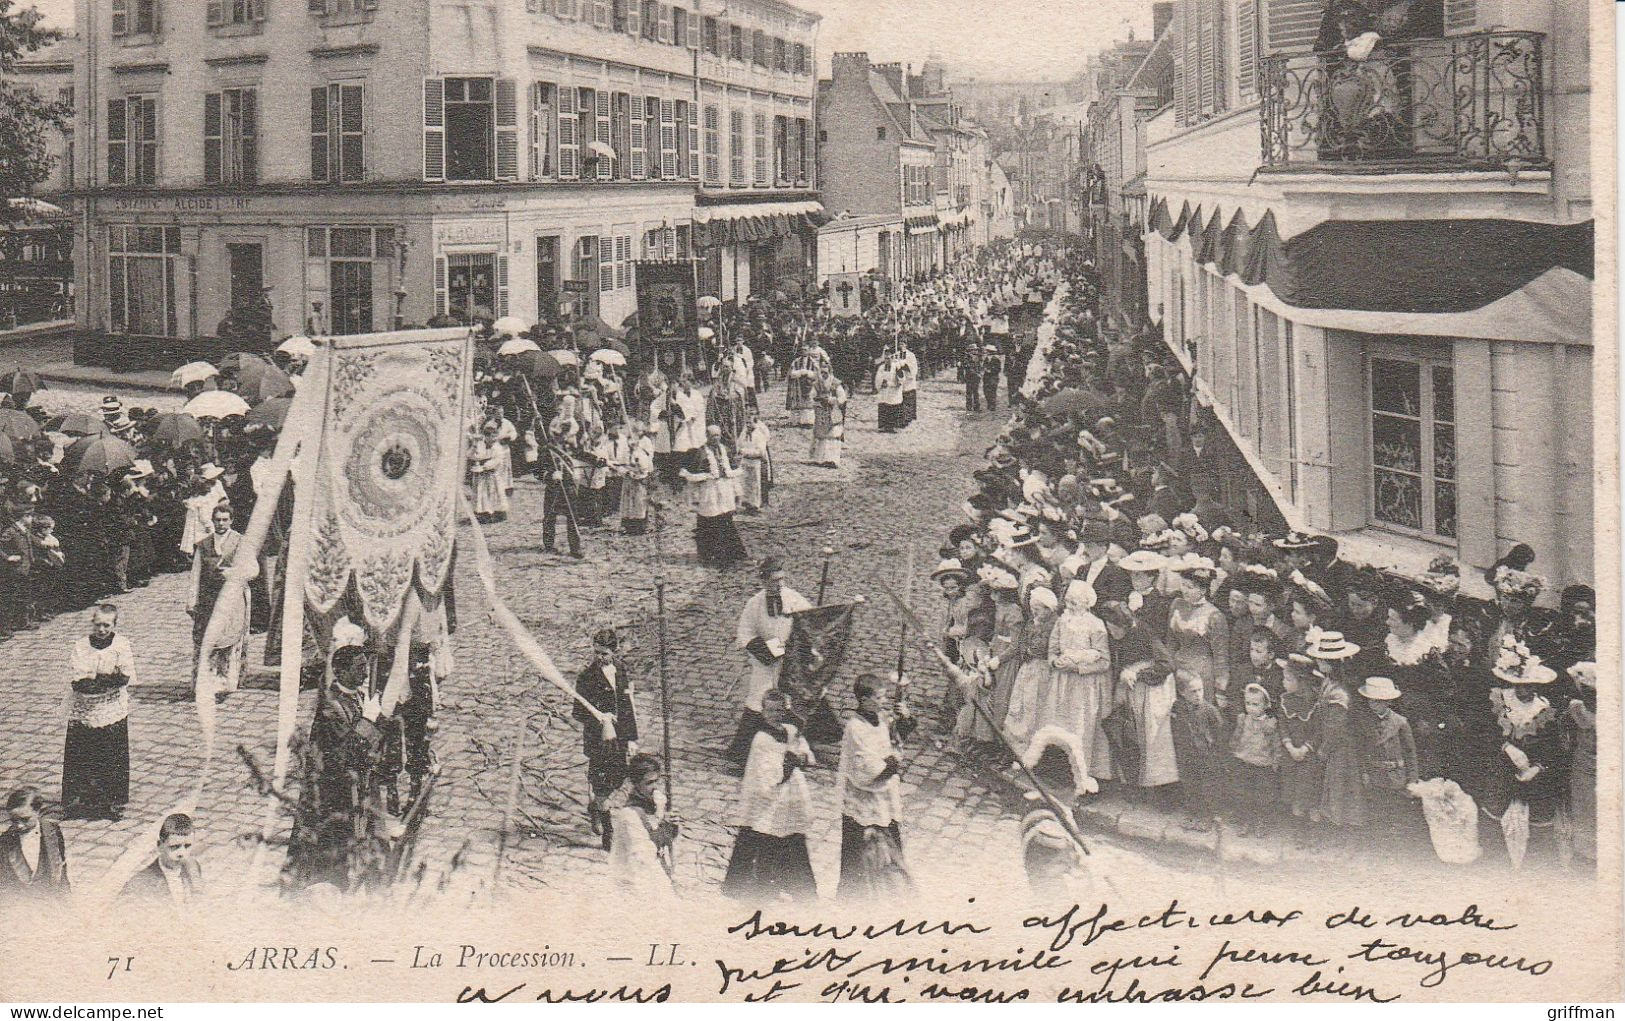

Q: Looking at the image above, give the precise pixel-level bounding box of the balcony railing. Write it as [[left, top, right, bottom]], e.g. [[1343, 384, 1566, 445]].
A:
[[1259, 31, 1547, 171]]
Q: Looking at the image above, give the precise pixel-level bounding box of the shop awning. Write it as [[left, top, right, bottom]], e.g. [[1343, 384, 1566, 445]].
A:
[[1146, 197, 1594, 345], [905, 214, 939, 231], [691, 199, 828, 248]]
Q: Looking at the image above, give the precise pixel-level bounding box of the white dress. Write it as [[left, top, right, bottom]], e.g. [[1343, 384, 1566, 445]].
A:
[[609, 802, 677, 905]]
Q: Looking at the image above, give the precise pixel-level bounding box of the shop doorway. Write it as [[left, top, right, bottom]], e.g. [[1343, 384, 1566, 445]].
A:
[[536, 235, 559, 320], [227, 242, 263, 311]]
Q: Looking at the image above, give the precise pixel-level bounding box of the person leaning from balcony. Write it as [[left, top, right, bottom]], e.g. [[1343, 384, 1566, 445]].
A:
[[1314, 0, 1445, 161]]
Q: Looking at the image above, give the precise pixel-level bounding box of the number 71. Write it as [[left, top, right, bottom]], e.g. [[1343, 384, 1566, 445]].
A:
[[106, 956, 133, 980]]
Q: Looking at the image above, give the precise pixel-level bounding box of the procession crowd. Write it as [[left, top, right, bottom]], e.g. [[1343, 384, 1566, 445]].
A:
[[926, 246, 1598, 875]]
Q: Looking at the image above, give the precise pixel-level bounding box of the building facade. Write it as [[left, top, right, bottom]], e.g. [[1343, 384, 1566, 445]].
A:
[[814, 52, 940, 283], [69, 0, 821, 362], [1, 33, 78, 328], [1140, 0, 1593, 592]]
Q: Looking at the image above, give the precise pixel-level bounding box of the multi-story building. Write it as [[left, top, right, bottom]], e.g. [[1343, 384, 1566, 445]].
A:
[[1142, 0, 1594, 592], [814, 52, 940, 282], [69, 0, 821, 363]]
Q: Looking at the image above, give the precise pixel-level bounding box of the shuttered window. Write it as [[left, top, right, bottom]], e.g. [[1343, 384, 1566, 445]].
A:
[[530, 82, 554, 179], [659, 99, 678, 179], [1262, 0, 1322, 53], [752, 111, 767, 185], [112, 0, 161, 36], [1443, 0, 1476, 33], [594, 89, 612, 181], [495, 78, 519, 181], [643, 95, 661, 178], [703, 104, 721, 183], [685, 101, 700, 180], [729, 109, 746, 184], [312, 83, 364, 183], [629, 95, 647, 179], [107, 95, 158, 185], [1237, 0, 1259, 103], [204, 87, 257, 185], [557, 86, 579, 179], [207, 0, 263, 26], [1177, 0, 1229, 125], [611, 92, 630, 179]]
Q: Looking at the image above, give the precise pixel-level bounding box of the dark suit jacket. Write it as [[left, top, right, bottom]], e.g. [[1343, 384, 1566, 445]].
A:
[[0, 821, 70, 897], [119, 858, 203, 903], [574, 659, 639, 756]]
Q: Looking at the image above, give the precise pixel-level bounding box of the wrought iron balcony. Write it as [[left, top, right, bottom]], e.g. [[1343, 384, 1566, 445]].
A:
[[1259, 31, 1547, 172]]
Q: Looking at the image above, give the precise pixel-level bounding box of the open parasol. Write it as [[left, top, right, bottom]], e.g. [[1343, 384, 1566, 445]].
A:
[[276, 334, 316, 359], [696, 295, 723, 310], [492, 316, 529, 336], [65, 433, 137, 476], [46, 411, 107, 437], [0, 408, 42, 442], [547, 349, 581, 368], [510, 351, 564, 378], [247, 396, 292, 428], [497, 337, 542, 356], [147, 411, 204, 446], [589, 348, 627, 367], [245, 364, 295, 403], [0, 365, 43, 401], [171, 361, 220, 389], [183, 390, 251, 420]]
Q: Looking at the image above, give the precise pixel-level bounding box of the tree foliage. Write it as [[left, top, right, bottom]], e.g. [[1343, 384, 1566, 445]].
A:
[[0, 0, 69, 221]]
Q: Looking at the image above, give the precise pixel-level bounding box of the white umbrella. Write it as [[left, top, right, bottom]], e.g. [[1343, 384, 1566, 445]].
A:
[[589, 348, 627, 367], [171, 361, 220, 388], [276, 335, 316, 358], [696, 295, 722, 310], [183, 390, 251, 420], [547, 349, 581, 367], [497, 337, 542, 356], [587, 140, 616, 160], [698, 326, 716, 340], [492, 316, 528, 336]]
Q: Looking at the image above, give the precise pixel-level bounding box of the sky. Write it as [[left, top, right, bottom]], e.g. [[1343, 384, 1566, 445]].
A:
[[24, 0, 1165, 81]]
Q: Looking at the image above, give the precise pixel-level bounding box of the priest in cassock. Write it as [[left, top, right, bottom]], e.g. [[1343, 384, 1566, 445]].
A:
[[730, 556, 812, 764], [680, 425, 748, 568]]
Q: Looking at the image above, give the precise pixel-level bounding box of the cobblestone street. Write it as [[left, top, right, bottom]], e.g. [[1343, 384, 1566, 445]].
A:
[[1, 373, 1057, 904]]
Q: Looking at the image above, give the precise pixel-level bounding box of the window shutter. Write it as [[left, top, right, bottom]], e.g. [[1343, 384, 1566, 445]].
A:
[[595, 89, 612, 181], [106, 98, 128, 183], [1178, 0, 1198, 125], [207, 0, 224, 26], [626, 0, 639, 36], [599, 236, 613, 292], [310, 86, 330, 181], [1443, 0, 1477, 34], [752, 111, 766, 184], [241, 88, 258, 183], [657, 4, 671, 43], [340, 84, 364, 182], [530, 82, 552, 179], [1237, 0, 1259, 103], [433, 255, 447, 319], [112, 0, 128, 35], [703, 104, 719, 183], [203, 92, 222, 184], [557, 86, 579, 179], [686, 101, 699, 180], [422, 78, 445, 181], [616, 236, 631, 289], [629, 96, 646, 179], [1262, 0, 1323, 53], [659, 99, 677, 180], [497, 254, 510, 317], [495, 77, 519, 181], [684, 10, 698, 49], [557, 0, 576, 20], [137, 97, 157, 184], [1197, 0, 1216, 116]]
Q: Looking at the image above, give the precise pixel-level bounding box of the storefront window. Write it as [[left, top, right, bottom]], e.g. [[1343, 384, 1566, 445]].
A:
[[1370, 352, 1456, 540], [447, 253, 497, 325], [107, 225, 179, 337]]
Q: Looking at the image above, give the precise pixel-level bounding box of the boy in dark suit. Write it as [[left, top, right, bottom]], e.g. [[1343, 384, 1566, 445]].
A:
[[120, 812, 203, 905], [574, 628, 640, 849], [0, 786, 70, 901]]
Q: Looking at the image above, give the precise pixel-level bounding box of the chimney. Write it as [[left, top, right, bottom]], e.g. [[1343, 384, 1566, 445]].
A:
[[831, 51, 871, 83], [1152, 2, 1174, 40], [875, 61, 905, 99]]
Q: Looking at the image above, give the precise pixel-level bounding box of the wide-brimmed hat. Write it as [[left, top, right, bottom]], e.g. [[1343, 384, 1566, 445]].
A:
[[1304, 628, 1360, 661], [198, 462, 224, 481], [1118, 550, 1166, 573], [1273, 530, 1318, 551], [100, 395, 123, 417], [1491, 634, 1557, 685], [1570, 661, 1596, 688], [977, 562, 1019, 590], [930, 557, 970, 583], [1491, 565, 1546, 600], [1358, 676, 1403, 701]]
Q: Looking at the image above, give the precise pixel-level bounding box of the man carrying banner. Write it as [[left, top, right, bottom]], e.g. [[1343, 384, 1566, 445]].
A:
[[730, 556, 811, 765]]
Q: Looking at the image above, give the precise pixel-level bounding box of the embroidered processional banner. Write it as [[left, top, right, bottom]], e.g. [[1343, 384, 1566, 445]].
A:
[[297, 329, 475, 630]]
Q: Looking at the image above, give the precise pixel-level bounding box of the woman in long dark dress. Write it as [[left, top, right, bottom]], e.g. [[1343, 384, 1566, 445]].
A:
[[63, 605, 136, 820]]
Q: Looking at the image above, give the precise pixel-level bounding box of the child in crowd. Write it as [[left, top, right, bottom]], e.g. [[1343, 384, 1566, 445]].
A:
[[1227, 682, 1279, 837]]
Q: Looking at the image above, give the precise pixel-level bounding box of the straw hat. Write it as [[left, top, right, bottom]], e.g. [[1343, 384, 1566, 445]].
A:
[[1358, 676, 1403, 701], [1491, 635, 1557, 685], [930, 557, 971, 583], [1118, 550, 1166, 573], [1273, 530, 1318, 550], [1304, 628, 1361, 661]]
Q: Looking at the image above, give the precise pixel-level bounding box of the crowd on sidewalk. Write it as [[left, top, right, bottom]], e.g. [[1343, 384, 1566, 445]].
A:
[[929, 246, 1598, 874]]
